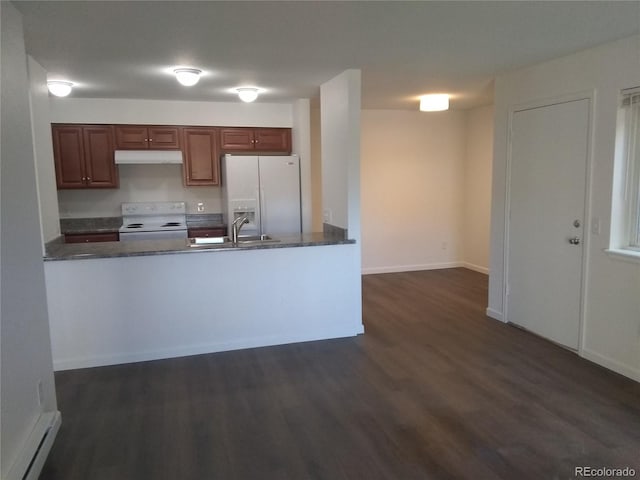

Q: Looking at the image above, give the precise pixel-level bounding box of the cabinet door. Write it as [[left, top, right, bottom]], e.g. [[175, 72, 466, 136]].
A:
[[187, 227, 226, 238], [183, 127, 220, 186], [220, 128, 255, 151], [254, 128, 291, 153], [148, 126, 181, 149], [83, 126, 118, 188], [52, 125, 86, 188], [65, 232, 119, 243], [114, 125, 148, 149]]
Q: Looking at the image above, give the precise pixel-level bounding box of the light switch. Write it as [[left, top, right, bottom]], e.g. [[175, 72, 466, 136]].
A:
[[591, 217, 600, 235], [197, 202, 204, 212]]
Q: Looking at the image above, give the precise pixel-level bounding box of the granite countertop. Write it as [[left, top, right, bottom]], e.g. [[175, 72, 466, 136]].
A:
[[44, 232, 355, 261]]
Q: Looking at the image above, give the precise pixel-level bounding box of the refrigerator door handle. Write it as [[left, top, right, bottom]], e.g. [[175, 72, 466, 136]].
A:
[[259, 187, 266, 234]]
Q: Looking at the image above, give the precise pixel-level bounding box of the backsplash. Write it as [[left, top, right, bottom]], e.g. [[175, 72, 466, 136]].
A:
[[57, 164, 222, 218]]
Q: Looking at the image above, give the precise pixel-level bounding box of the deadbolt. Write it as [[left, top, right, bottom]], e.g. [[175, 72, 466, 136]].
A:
[[573, 219, 581, 228]]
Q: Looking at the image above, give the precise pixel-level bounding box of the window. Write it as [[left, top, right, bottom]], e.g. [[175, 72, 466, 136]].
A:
[[621, 87, 640, 250]]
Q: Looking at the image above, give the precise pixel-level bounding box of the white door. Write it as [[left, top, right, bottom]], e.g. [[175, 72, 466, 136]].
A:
[[507, 98, 590, 350]]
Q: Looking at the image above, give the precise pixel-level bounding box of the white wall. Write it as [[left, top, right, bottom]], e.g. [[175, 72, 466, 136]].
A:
[[49, 97, 303, 217], [49, 97, 293, 126], [58, 165, 222, 216], [1, 3, 59, 478], [488, 35, 640, 381], [360, 107, 494, 276], [318, 69, 363, 328], [291, 99, 313, 232], [462, 105, 494, 273], [28, 57, 61, 243], [361, 109, 466, 274], [45, 245, 364, 370], [321, 70, 362, 239]]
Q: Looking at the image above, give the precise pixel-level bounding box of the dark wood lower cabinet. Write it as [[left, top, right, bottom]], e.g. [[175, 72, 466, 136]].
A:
[[187, 227, 226, 238], [64, 232, 119, 243]]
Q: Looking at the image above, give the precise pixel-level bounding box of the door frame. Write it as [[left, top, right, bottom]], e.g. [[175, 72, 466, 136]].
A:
[[503, 90, 595, 354]]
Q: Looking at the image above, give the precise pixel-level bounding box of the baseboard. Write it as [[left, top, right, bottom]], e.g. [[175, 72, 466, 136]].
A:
[[460, 262, 489, 275], [53, 324, 365, 371], [7, 410, 61, 480], [362, 262, 462, 275], [486, 307, 504, 322], [581, 349, 640, 383]]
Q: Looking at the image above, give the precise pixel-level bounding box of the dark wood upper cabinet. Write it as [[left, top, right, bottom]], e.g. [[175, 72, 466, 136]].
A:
[[220, 127, 291, 153], [114, 125, 181, 150], [254, 128, 292, 152], [52, 124, 118, 189], [53, 125, 85, 188], [83, 126, 118, 187], [220, 128, 255, 151], [182, 127, 220, 186]]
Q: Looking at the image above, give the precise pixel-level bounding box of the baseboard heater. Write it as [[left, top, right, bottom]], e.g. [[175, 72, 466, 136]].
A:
[[7, 411, 61, 480]]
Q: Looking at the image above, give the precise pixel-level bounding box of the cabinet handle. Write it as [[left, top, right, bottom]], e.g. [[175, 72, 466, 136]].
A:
[[148, 138, 153, 142], [86, 177, 91, 182]]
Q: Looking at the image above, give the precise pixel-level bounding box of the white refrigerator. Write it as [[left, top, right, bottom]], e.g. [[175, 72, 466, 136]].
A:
[[221, 154, 302, 237]]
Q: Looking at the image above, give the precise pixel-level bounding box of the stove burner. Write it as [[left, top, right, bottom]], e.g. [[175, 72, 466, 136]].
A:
[[162, 222, 182, 227], [126, 223, 143, 228]]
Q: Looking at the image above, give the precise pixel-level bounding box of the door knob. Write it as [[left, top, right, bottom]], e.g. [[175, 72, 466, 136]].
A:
[[568, 236, 581, 245]]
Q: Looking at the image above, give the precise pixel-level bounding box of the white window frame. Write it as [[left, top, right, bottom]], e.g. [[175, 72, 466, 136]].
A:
[[606, 87, 640, 263], [621, 88, 640, 250]]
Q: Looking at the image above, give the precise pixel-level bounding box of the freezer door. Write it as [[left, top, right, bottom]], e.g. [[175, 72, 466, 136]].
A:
[[258, 156, 302, 235]]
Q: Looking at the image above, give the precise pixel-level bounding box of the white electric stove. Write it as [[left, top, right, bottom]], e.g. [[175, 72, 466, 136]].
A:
[[119, 201, 188, 241]]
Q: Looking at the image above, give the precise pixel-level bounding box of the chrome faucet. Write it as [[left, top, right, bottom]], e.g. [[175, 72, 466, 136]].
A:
[[231, 215, 249, 243]]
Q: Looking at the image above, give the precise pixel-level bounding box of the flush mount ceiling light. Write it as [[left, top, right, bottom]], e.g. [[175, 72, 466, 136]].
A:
[[173, 68, 201, 87], [236, 87, 260, 103], [47, 80, 73, 97], [420, 94, 449, 112]]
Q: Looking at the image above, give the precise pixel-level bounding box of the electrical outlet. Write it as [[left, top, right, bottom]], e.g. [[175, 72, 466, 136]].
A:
[[323, 209, 332, 223], [197, 202, 204, 213], [441, 241, 448, 250]]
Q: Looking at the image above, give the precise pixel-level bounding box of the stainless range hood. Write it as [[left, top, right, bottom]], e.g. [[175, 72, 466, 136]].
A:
[[115, 150, 183, 165]]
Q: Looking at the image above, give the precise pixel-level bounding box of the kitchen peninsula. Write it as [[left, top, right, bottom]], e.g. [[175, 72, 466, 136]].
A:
[[43, 232, 362, 371]]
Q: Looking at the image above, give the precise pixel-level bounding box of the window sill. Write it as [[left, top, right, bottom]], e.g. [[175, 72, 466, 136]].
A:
[[604, 248, 640, 264]]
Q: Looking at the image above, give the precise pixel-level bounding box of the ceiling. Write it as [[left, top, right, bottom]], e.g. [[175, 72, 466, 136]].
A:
[[14, 1, 640, 110]]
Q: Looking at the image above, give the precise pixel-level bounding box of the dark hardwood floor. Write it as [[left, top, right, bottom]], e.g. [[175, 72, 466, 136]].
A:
[[40, 268, 640, 480]]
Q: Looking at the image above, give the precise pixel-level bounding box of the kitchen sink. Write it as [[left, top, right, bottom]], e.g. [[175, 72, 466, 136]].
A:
[[237, 234, 275, 242], [188, 234, 279, 247], [190, 236, 231, 245]]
